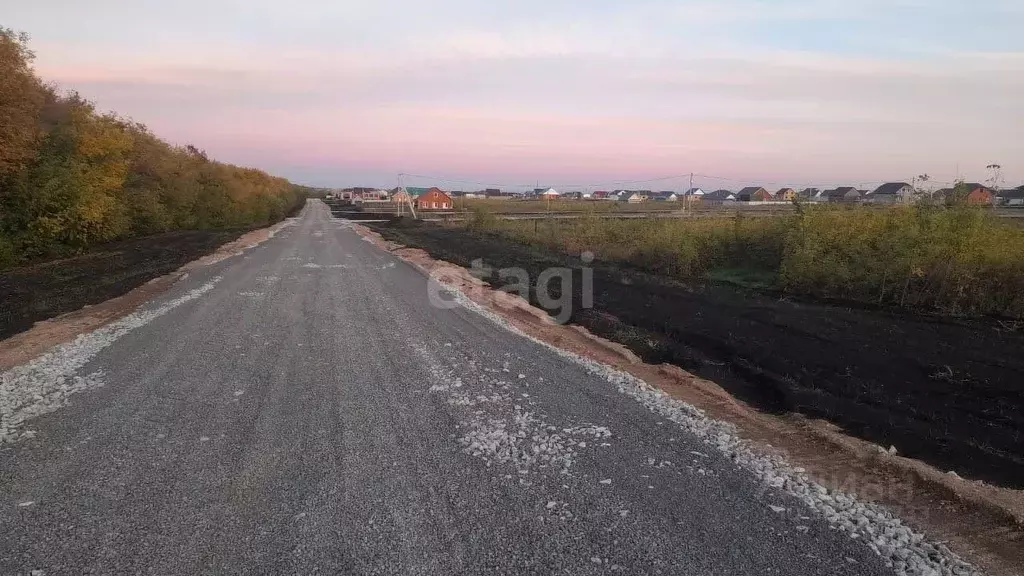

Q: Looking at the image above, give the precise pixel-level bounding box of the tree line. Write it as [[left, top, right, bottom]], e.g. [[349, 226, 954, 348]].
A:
[[0, 29, 308, 269]]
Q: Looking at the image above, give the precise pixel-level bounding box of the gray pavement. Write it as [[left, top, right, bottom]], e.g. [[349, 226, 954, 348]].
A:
[[0, 201, 892, 575]]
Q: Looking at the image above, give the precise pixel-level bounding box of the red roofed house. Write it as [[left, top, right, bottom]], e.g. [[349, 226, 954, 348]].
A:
[[414, 187, 453, 210]]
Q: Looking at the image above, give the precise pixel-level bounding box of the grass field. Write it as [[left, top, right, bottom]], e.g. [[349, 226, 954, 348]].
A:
[[459, 204, 1024, 318]]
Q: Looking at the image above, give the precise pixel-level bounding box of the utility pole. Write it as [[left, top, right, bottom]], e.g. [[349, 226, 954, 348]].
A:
[[688, 172, 694, 214], [398, 173, 417, 219]]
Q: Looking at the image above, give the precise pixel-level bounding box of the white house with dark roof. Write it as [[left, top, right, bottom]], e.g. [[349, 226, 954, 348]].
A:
[[867, 182, 914, 204], [997, 186, 1024, 206]]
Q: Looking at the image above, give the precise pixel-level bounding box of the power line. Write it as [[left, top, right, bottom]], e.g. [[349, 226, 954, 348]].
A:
[[394, 170, 971, 192]]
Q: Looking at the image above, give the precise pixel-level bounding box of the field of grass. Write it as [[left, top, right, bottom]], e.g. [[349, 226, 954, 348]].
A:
[[460, 204, 1024, 318], [451, 198, 683, 213]]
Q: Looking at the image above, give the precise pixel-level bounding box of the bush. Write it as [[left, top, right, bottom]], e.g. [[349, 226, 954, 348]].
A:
[[0, 30, 306, 270], [462, 204, 1024, 318], [781, 205, 1024, 317]]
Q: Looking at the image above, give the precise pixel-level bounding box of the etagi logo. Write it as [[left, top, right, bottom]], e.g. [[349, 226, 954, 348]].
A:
[[427, 252, 595, 324]]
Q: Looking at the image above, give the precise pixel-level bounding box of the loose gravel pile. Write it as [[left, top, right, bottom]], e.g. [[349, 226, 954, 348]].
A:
[[447, 289, 981, 576], [413, 342, 612, 476], [0, 278, 221, 444]]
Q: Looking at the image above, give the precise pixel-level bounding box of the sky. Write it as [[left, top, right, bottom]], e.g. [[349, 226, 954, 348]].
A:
[[5, 0, 1024, 190]]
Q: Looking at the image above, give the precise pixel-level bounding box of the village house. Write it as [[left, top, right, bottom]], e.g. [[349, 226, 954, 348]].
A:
[[998, 186, 1024, 206], [535, 188, 560, 199], [704, 189, 737, 202], [737, 187, 772, 202], [411, 187, 453, 210], [653, 191, 678, 201], [684, 187, 705, 198], [592, 191, 613, 200], [775, 188, 797, 202], [867, 182, 914, 204], [360, 189, 389, 201], [933, 183, 996, 205], [826, 187, 862, 203], [619, 190, 648, 203], [799, 188, 827, 202], [390, 188, 412, 204]]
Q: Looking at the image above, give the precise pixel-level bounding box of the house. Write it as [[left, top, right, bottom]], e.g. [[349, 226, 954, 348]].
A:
[[826, 187, 862, 203], [775, 188, 797, 202], [867, 182, 914, 204], [361, 189, 389, 201], [684, 187, 705, 197], [933, 183, 996, 205], [997, 186, 1024, 206], [704, 189, 737, 202], [391, 189, 412, 204], [619, 190, 648, 203], [799, 188, 828, 202], [413, 187, 453, 210], [963, 183, 995, 205], [536, 188, 560, 199], [653, 191, 679, 201], [592, 191, 613, 200], [737, 187, 771, 202]]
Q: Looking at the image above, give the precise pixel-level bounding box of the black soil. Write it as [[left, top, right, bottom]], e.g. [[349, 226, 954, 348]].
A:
[[0, 229, 246, 340], [369, 219, 1024, 489]]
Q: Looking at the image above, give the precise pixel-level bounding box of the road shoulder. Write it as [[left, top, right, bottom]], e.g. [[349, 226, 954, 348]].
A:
[[347, 220, 1024, 576]]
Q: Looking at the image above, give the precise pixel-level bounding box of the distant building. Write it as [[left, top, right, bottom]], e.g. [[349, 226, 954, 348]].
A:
[[413, 187, 453, 210], [867, 182, 914, 204], [592, 191, 613, 200], [774, 188, 797, 202], [737, 187, 772, 202], [704, 189, 737, 202], [826, 187, 862, 203], [653, 191, 679, 201], [997, 186, 1024, 206], [536, 188, 560, 198], [799, 188, 827, 202], [619, 190, 648, 203], [933, 183, 996, 205], [391, 189, 412, 204]]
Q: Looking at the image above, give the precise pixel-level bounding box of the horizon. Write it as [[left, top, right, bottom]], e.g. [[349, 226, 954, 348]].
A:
[[6, 0, 1023, 189]]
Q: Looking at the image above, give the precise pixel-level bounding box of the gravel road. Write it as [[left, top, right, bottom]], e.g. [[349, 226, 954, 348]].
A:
[[0, 201, 900, 575]]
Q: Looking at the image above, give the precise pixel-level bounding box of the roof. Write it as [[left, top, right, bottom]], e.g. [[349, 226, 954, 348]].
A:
[[705, 189, 736, 200], [963, 183, 995, 193], [827, 187, 861, 199], [652, 191, 677, 199], [871, 182, 912, 196], [935, 184, 996, 198], [738, 186, 766, 195], [405, 186, 432, 197], [684, 187, 704, 195], [998, 186, 1024, 199], [776, 187, 796, 193]]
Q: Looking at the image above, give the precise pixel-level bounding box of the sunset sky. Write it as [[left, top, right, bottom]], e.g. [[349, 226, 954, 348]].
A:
[[6, 0, 1023, 190]]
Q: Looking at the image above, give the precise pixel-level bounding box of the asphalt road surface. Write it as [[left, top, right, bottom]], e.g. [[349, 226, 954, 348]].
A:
[[0, 201, 892, 575]]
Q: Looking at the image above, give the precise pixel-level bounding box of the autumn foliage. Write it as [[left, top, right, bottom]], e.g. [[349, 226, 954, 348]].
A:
[[0, 30, 305, 268], [465, 203, 1024, 318]]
